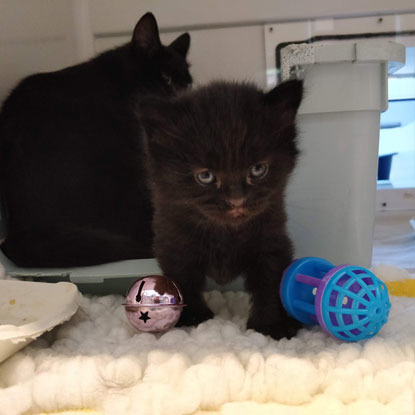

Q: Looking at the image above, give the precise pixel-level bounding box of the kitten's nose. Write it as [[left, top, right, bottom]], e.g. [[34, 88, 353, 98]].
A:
[[227, 198, 245, 208]]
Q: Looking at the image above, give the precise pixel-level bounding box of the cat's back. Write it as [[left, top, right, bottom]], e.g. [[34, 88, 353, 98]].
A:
[[1, 48, 126, 116], [0, 44, 138, 163]]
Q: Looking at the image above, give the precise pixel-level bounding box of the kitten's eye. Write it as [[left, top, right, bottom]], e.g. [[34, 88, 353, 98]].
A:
[[248, 162, 269, 180], [195, 170, 216, 186], [161, 73, 173, 86]]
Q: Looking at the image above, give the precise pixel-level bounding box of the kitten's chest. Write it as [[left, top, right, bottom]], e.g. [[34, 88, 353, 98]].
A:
[[205, 232, 252, 284]]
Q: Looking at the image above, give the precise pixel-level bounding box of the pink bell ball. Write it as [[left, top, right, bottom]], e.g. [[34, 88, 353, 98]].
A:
[[123, 275, 185, 333]]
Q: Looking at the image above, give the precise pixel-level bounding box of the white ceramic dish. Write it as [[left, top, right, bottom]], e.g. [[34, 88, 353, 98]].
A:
[[0, 280, 81, 362]]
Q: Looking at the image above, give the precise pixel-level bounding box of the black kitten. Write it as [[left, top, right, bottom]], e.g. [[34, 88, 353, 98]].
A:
[[140, 80, 304, 340], [0, 13, 191, 267]]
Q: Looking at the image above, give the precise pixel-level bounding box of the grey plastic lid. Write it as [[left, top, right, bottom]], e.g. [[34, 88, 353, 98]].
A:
[[0, 249, 160, 282], [280, 40, 405, 81], [0, 250, 245, 294], [280, 40, 406, 114]]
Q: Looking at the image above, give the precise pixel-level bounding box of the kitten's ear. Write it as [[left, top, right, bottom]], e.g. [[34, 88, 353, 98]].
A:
[[264, 80, 303, 124], [169, 33, 191, 57], [132, 12, 162, 56]]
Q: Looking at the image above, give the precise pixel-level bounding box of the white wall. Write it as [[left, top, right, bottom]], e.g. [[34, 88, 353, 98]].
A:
[[1, 0, 415, 104], [0, 0, 94, 102], [89, 0, 415, 89], [89, 0, 415, 32]]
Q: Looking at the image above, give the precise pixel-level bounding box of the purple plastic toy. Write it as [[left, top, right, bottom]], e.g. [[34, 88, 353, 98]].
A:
[[123, 275, 185, 333]]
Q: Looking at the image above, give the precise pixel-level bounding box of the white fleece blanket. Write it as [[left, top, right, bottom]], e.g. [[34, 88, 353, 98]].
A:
[[1, 265, 415, 415]]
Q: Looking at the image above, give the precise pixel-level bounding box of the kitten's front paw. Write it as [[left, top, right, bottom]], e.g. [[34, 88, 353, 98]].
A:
[[247, 316, 302, 340], [176, 306, 214, 327]]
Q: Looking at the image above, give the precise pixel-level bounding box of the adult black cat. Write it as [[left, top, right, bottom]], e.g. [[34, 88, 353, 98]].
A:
[[140, 80, 304, 339], [0, 13, 191, 267]]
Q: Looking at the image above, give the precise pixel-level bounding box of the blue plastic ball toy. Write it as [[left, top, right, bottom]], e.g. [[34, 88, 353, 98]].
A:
[[280, 257, 391, 341]]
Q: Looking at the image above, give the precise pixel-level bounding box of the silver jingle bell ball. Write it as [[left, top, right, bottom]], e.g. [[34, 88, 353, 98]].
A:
[[123, 275, 185, 333]]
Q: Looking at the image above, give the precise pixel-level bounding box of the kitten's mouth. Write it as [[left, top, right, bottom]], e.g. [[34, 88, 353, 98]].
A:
[[224, 207, 253, 226], [199, 204, 266, 227], [227, 208, 247, 219]]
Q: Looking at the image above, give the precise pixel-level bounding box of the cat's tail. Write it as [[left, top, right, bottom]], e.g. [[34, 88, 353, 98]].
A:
[[1, 225, 153, 268]]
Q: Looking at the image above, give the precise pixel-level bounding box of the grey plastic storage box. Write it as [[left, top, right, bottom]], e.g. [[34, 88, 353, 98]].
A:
[[0, 41, 405, 294], [282, 41, 404, 268]]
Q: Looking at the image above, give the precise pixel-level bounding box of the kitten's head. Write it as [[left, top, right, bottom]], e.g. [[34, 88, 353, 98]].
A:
[[140, 80, 303, 227], [129, 12, 192, 93]]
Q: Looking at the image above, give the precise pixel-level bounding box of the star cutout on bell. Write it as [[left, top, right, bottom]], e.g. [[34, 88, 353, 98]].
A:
[[139, 311, 151, 323]]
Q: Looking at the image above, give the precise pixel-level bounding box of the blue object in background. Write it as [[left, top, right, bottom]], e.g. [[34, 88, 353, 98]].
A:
[[378, 153, 398, 180], [280, 257, 391, 341]]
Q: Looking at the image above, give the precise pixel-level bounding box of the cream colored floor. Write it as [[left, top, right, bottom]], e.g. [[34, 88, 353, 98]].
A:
[[36, 412, 216, 415], [36, 412, 101, 415]]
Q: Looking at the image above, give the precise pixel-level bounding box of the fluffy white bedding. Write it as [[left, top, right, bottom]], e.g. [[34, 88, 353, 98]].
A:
[[1, 265, 415, 415]]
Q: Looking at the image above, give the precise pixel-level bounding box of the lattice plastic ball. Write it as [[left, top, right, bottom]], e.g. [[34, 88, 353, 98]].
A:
[[280, 257, 391, 341]]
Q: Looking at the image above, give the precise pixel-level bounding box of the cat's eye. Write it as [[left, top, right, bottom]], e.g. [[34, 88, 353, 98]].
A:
[[195, 170, 216, 186], [161, 73, 173, 86], [248, 162, 269, 180]]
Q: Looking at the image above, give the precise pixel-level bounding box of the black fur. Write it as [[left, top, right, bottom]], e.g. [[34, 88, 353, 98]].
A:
[[140, 80, 304, 339], [0, 13, 191, 267]]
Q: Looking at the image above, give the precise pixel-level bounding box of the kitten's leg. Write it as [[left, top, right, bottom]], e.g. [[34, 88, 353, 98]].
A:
[[245, 247, 303, 340], [156, 253, 213, 326], [175, 272, 214, 327]]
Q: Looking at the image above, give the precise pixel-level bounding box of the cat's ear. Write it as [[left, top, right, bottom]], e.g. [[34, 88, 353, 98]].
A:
[[264, 80, 303, 124], [169, 33, 191, 57], [132, 12, 162, 56]]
